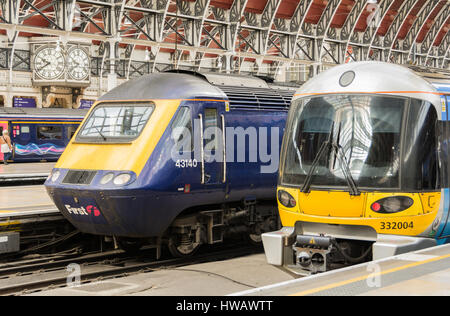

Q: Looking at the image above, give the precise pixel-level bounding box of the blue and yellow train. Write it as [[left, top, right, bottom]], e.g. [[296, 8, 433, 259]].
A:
[[262, 62, 450, 275], [44, 71, 296, 256], [0, 108, 86, 163]]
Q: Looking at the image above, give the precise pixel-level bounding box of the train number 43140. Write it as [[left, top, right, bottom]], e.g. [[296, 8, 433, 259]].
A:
[[175, 159, 198, 168]]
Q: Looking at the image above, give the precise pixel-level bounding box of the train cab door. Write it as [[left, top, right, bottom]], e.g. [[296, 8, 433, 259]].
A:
[[439, 95, 450, 238], [199, 102, 226, 187]]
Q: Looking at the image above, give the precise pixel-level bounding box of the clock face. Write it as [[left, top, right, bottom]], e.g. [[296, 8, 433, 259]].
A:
[[34, 46, 65, 80], [67, 47, 90, 81]]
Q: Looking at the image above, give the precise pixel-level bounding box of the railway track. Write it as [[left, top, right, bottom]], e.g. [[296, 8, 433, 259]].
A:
[[0, 243, 262, 296]]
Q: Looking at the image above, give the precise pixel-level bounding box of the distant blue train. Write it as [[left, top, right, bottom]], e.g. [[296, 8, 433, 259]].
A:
[[0, 108, 87, 163], [45, 71, 297, 256]]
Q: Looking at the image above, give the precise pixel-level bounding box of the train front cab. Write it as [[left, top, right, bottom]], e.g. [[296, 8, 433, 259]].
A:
[[263, 89, 450, 275], [46, 98, 229, 238]]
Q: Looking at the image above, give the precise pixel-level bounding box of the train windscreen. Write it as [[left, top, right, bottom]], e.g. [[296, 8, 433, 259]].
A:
[[281, 95, 407, 190], [76, 103, 154, 142]]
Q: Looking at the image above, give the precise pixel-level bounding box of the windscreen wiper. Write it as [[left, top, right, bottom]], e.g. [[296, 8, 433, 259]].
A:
[[332, 143, 361, 196], [300, 122, 334, 194], [94, 126, 107, 141], [331, 122, 360, 196]]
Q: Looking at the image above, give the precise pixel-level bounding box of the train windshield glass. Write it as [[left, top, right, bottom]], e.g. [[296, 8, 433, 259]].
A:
[[77, 103, 154, 142], [282, 95, 406, 189]]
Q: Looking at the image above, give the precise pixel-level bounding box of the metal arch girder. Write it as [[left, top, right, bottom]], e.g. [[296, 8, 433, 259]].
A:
[[340, 0, 370, 63], [21, 0, 63, 30], [420, 3, 450, 56], [316, 0, 342, 37], [229, 0, 248, 49], [196, 26, 222, 71], [384, 0, 420, 61], [156, 0, 171, 42], [438, 30, 450, 59], [1, 0, 20, 26], [289, 0, 314, 59], [402, 0, 441, 53], [433, 30, 450, 68], [424, 29, 449, 68], [109, 1, 151, 77], [193, 0, 212, 47], [63, 0, 78, 31], [19, 1, 57, 24], [238, 0, 285, 65], [128, 0, 170, 74], [361, 0, 394, 49], [317, 0, 343, 62], [260, 0, 283, 55], [341, 0, 368, 41], [0, 0, 8, 24], [78, 4, 112, 35], [442, 39, 450, 68]]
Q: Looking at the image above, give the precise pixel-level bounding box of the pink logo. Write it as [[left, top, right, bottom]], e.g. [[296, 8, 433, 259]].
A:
[[86, 205, 101, 217]]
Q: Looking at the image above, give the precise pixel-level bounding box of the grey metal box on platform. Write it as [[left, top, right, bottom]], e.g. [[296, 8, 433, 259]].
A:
[[0, 232, 20, 254]]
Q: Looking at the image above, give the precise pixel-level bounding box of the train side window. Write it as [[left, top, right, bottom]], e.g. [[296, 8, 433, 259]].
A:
[[204, 108, 219, 152], [67, 126, 77, 140], [172, 106, 193, 151], [21, 126, 30, 134], [403, 100, 439, 191], [37, 126, 63, 140]]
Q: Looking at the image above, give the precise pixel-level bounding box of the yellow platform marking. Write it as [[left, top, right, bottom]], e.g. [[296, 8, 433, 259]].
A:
[[0, 221, 21, 227], [290, 252, 450, 296]]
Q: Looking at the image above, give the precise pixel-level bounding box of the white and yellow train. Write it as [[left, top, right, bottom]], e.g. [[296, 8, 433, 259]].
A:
[[262, 61, 450, 275]]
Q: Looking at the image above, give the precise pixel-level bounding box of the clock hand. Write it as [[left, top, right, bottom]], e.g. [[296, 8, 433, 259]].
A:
[[39, 61, 51, 70]]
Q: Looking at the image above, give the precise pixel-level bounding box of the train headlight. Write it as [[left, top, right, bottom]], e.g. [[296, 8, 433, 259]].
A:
[[100, 173, 115, 185], [278, 190, 296, 208], [113, 173, 132, 186], [370, 196, 414, 214], [51, 170, 61, 182]]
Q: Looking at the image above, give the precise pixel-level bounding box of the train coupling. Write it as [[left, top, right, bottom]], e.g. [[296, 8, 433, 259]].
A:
[[262, 222, 378, 276], [292, 235, 334, 274], [261, 227, 334, 275]]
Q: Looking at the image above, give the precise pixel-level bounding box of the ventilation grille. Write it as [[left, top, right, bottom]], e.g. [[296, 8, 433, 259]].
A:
[[62, 170, 97, 185], [217, 85, 294, 110]]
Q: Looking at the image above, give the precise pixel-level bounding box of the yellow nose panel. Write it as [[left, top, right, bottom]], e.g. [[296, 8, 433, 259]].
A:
[[55, 99, 181, 176], [298, 191, 366, 217]]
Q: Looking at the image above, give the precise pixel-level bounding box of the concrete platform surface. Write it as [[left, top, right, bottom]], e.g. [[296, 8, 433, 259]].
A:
[[0, 162, 54, 179], [232, 244, 450, 296], [0, 185, 56, 216], [29, 253, 294, 296]]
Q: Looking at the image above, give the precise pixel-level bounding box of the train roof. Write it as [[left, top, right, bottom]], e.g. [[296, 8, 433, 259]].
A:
[[99, 72, 227, 102], [0, 107, 88, 118], [293, 61, 442, 107], [99, 71, 299, 111]]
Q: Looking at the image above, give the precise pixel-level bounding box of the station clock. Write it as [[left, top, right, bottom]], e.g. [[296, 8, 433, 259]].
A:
[[67, 46, 90, 81], [32, 42, 91, 87], [33, 45, 65, 81]]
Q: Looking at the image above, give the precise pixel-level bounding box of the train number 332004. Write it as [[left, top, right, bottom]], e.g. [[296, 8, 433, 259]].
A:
[[380, 221, 414, 230]]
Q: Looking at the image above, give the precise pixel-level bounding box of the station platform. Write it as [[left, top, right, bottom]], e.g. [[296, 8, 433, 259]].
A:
[[0, 162, 54, 183], [0, 185, 61, 228], [28, 253, 294, 296], [231, 243, 450, 296]]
